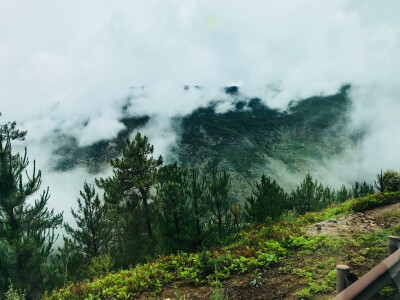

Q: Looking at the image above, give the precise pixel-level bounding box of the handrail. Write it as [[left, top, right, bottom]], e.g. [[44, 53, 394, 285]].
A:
[[333, 236, 400, 300]]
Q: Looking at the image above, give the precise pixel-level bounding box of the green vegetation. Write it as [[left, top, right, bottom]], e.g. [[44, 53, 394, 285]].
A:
[[245, 175, 286, 222], [44, 192, 400, 299], [382, 170, 400, 192], [65, 182, 111, 259], [0, 119, 63, 298], [350, 192, 400, 212], [53, 86, 357, 200], [1, 110, 399, 299], [178, 85, 356, 198]]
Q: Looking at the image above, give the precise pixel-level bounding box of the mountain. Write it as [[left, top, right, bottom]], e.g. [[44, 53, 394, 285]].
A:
[[52, 85, 360, 199]]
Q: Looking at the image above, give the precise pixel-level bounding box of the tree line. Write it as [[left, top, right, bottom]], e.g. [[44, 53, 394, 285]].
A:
[[2, 120, 399, 298]]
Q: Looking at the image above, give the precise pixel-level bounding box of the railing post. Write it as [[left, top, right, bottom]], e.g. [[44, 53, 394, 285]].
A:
[[336, 264, 350, 294], [389, 236, 399, 254]]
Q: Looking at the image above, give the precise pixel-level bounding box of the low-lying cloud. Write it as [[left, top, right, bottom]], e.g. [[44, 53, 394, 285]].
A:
[[1, 0, 400, 221]]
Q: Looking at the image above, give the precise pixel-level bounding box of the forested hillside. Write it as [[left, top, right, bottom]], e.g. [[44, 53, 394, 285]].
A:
[[2, 113, 395, 299], [53, 85, 358, 199]]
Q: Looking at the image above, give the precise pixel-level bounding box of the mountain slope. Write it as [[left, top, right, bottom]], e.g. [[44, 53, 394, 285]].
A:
[[52, 85, 359, 197], [177, 85, 357, 196]]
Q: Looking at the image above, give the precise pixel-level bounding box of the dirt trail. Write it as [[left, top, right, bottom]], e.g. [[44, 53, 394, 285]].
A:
[[306, 203, 400, 238]]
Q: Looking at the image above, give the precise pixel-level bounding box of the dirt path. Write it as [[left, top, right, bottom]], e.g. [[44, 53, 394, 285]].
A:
[[138, 269, 304, 300], [306, 203, 400, 238]]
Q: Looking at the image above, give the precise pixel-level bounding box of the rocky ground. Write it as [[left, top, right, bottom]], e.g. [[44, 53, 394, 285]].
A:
[[306, 203, 400, 238]]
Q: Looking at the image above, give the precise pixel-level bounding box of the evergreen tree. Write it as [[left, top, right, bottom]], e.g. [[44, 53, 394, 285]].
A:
[[352, 181, 374, 198], [156, 163, 189, 252], [52, 238, 87, 287], [187, 170, 207, 247], [322, 186, 336, 207], [96, 133, 163, 239], [291, 173, 324, 214], [375, 169, 385, 193], [206, 169, 231, 235], [96, 133, 162, 266], [0, 120, 62, 298], [245, 174, 286, 223], [336, 185, 352, 203], [245, 194, 258, 223], [64, 182, 111, 258], [229, 203, 242, 232]]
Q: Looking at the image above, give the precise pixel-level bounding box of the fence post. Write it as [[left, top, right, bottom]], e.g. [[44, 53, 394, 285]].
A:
[[389, 236, 399, 254], [336, 264, 350, 294]]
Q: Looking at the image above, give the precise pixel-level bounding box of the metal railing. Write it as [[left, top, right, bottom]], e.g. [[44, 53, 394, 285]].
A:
[[334, 236, 400, 299]]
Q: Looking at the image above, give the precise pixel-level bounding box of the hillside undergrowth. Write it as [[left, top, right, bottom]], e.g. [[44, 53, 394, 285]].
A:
[[44, 192, 400, 299]]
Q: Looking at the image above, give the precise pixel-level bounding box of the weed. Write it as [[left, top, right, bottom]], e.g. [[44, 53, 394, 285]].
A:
[[173, 285, 186, 300], [250, 268, 263, 287], [210, 279, 227, 300]]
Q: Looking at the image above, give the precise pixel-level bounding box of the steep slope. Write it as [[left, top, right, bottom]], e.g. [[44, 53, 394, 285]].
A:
[[177, 85, 357, 197], [52, 85, 359, 198]]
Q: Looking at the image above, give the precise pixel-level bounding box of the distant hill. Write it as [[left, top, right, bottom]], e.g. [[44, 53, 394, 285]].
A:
[[52, 85, 360, 199]]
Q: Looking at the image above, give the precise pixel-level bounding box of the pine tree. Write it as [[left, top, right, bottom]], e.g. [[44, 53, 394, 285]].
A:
[[375, 169, 385, 193], [96, 133, 162, 266], [352, 181, 374, 198], [96, 133, 163, 239], [53, 237, 87, 287], [206, 169, 231, 235], [187, 170, 207, 247], [322, 186, 336, 207], [336, 185, 352, 203], [156, 162, 189, 252], [291, 173, 324, 214], [0, 120, 63, 297], [64, 182, 111, 259], [245, 174, 286, 223]]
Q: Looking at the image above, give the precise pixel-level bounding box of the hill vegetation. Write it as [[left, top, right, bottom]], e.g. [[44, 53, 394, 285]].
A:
[[1, 90, 398, 299], [44, 192, 400, 299], [52, 86, 358, 197]]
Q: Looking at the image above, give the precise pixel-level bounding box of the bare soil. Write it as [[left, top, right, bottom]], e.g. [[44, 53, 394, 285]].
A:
[[138, 269, 305, 300], [306, 203, 400, 238]]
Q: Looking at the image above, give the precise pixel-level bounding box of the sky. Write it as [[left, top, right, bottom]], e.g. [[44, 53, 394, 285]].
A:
[[1, 0, 400, 224]]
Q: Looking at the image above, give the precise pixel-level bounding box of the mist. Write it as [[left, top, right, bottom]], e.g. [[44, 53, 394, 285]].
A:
[[1, 0, 400, 224]]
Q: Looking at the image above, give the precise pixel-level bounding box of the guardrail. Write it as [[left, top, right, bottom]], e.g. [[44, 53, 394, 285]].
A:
[[333, 236, 400, 299]]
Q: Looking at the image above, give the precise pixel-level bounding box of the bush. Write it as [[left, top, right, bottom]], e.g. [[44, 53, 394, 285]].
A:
[[383, 170, 400, 192], [350, 192, 400, 212], [5, 282, 25, 300], [88, 254, 113, 278]]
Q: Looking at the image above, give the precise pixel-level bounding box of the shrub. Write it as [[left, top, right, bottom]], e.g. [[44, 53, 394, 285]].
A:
[[383, 170, 400, 192], [350, 192, 400, 212], [88, 254, 113, 278], [5, 282, 25, 300]]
